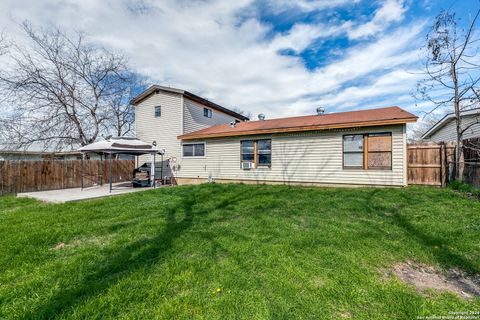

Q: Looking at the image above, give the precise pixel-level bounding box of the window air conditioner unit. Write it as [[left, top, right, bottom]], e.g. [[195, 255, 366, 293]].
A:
[[241, 162, 255, 170]]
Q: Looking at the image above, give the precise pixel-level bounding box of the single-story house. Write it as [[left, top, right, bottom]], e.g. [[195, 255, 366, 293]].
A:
[[132, 85, 417, 187], [421, 108, 480, 142], [176, 107, 417, 187]]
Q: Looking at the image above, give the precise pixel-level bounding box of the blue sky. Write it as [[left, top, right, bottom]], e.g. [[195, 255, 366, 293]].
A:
[[0, 0, 478, 126]]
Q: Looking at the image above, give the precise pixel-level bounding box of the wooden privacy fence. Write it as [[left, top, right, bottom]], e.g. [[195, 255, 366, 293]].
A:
[[0, 160, 135, 195], [407, 142, 456, 187]]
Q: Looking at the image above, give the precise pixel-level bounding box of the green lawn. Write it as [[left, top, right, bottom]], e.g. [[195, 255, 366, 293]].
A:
[[0, 184, 479, 319]]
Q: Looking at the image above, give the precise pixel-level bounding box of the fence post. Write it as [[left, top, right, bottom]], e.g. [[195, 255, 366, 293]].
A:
[[440, 143, 445, 187], [109, 153, 113, 193], [81, 154, 84, 190]]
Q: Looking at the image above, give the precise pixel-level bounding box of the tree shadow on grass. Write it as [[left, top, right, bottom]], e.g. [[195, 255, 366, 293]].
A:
[[366, 189, 480, 275], [23, 187, 249, 320], [390, 213, 479, 274]]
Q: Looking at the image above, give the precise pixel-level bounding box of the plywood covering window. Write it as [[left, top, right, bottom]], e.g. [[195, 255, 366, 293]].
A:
[[343, 133, 392, 170], [241, 139, 271, 168], [367, 133, 392, 170], [183, 143, 205, 157]]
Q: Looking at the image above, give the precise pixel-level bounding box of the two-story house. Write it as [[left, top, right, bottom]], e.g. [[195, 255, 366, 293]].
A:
[[131, 85, 249, 180]]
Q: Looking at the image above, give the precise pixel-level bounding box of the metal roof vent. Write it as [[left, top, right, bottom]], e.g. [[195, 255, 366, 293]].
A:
[[316, 107, 325, 115], [258, 113, 265, 121]]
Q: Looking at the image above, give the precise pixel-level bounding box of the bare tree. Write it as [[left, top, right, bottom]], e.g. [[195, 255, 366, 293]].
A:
[[0, 22, 140, 151], [415, 7, 480, 180], [407, 114, 441, 143], [232, 107, 253, 120], [102, 75, 145, 138]]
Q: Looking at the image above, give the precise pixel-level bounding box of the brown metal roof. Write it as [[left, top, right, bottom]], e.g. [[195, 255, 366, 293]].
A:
[[130, 85, 250, 121], [178, 106, 417, 140]]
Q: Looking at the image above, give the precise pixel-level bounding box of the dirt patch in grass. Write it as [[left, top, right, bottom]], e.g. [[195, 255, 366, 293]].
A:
[[390, 261, 480, 299], [310, 276, 325, 288], [337, 311, 352, 318], [51, 235, 112, 250], [52, 242, 66, 250]]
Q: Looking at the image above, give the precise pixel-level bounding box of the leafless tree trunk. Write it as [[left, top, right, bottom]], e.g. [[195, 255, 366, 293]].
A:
[[415, 8, 480, 181], [0, 22, 141, 151], [0, 31, 7, 55]]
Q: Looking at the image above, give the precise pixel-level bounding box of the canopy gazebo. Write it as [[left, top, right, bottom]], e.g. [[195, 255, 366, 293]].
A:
[[78, 137, 163, 192]]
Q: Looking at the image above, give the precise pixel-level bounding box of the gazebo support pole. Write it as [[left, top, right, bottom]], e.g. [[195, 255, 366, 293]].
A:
[[109, 152, 113, 193], [81, 152, 84, 191], [100, 153, 103, 186], [150, 153, 156, 188], [160, 153, 164, 185]]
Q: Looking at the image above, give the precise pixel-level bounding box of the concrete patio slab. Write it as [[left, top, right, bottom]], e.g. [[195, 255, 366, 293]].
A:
[[17, 182, 159, 203]]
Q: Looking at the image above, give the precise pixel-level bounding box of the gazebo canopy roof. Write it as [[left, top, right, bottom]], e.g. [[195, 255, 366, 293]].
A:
[[78, 137, 162, 155]]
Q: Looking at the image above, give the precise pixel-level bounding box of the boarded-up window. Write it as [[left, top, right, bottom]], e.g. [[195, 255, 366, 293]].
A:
[[367, 133, 392, 170]]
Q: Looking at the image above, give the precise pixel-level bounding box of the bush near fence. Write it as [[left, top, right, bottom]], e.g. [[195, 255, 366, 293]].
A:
[[462, 138, 480, 188], [0, 160, 135, 195]]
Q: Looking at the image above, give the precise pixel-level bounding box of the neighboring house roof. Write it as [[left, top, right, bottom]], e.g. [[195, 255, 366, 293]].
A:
[[421, 108, 480, 140], [0, 141, 80, 154], [179, 106, 417, 140], [130, 85, 250, 121]]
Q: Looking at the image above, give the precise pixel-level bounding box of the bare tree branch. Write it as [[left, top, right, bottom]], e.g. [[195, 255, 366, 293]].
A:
[[0, 22, 141, 151], [414, 7, 480, 181]]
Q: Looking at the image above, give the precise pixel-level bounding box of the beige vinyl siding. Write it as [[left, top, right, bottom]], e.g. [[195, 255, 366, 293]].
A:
[[176, 124, 407, 186], [428, 114, 480, 142], [135, 90, 183, 176], [183, 98, 238, 134]]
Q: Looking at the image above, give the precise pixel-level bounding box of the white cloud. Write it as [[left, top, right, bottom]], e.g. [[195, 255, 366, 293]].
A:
[[348, 0, 407, 39], [0, 0, 425, 121], [269, 23, 349, 53], [263, 0, 361, 13], [314, 70, 421, 109]]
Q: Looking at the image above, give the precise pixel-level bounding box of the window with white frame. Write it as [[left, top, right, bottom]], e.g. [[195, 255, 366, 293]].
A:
[[154, 106, 161, 118], [203, 108, 212, 118], [183, 143, 205, 157]]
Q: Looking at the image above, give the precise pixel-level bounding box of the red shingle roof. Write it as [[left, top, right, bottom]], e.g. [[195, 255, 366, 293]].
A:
[[178, 106, 417, 140]]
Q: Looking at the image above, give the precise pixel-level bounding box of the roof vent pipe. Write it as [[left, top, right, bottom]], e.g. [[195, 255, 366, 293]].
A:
[[258, 113, 265, 121], [316, 107, 325, 115]]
